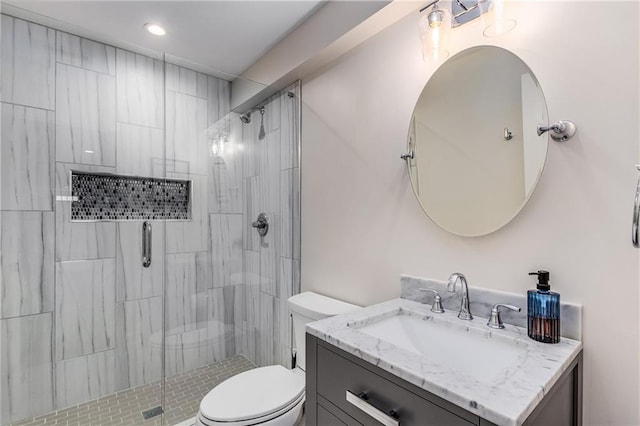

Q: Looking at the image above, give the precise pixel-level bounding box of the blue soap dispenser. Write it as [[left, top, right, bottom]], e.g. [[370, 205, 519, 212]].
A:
[[527, 270, 560, 344]]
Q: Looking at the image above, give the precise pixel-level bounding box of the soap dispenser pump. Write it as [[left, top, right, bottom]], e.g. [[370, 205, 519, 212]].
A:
[[527, 270, 560, 344]]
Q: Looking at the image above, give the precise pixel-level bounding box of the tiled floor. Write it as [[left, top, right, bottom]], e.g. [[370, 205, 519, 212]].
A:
[[9, 355, 255, 426]]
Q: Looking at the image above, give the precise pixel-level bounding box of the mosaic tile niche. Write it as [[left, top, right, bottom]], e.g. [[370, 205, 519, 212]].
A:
[[70, 171, 191, 221]]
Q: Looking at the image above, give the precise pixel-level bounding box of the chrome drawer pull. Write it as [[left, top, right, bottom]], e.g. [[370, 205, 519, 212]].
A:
[[346, 390, 400, 426]]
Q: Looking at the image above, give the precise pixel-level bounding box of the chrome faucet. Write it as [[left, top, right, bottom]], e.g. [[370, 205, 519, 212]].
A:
[[418, 288, 445, 313], [447, 272, 473, 320]]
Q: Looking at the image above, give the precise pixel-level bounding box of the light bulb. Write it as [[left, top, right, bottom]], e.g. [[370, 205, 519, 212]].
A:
[[428, 9, 445, 28], [482, 0, 516, 37], [419, 7, 450, 63], [144, 24, 166, 36]]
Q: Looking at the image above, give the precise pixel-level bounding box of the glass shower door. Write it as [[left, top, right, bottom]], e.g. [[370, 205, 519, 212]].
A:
[[158, 59, 304, 424], [160, 58, 240, 425], [0, 13, 168, 426]]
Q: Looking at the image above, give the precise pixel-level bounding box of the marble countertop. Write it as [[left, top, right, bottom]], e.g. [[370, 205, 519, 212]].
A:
[[306, 298, 582, 426]]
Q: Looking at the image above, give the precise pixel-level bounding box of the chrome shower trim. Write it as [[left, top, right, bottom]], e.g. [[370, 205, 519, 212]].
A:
[[239, 104, 266, 124]]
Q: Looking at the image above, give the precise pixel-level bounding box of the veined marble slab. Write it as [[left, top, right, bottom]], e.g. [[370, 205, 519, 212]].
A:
[[166, 63, 208, 99], [401, 274, 582, 340], [55, 258, 116, 360], [258, 291, 278, 367], [1, 103, 55, 210], [280, 83, 299, 170], [56, 32, 116, 76], [259, 211, 277, 297], [0, 313, 54, 424], [55, 349, 117, 409], [259, 129, 281, 214], [279, 168, 300, 260], [1, 16, 55, 109], [116, 49, 163, 128], [209, 286, 237, 362], [115, 123, 164, 178], [306, 298, 582, 426], [165, 91, 207, 175], [243, 287, 260, 364], [0, 211, 54, 318], [115, 297, 162, 390], [56, 63, 116, 166], [165, 252, 201, 335], [55, 162, 116, 261], [166, 173, 208, 253], [164, 328, 210, 377], [262, 91, 281, 136], [208, 114, 242, 214], [207, 75, 230, 136], [243, 176, 261, 252], [210, 214, 242, 287], [116, 221, 163, 302], [242, 117, 259, 179]]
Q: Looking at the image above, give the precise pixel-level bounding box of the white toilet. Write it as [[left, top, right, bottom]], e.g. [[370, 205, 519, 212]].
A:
[[195, 292, 359, 426]]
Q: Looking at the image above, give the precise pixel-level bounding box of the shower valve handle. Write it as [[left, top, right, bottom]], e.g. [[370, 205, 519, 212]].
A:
[[252, 213, 269, 237]]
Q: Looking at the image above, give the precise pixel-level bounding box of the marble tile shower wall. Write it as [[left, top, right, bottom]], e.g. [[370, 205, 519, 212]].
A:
[[237, 85, 301, 369], [0, 14, 302, 425]]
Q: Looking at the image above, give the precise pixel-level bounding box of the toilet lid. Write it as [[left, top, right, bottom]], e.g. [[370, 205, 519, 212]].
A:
[[200, 365, 305, 422]]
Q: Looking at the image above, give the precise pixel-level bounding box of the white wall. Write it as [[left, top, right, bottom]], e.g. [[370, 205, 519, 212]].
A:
[[521, 72, 547, 197], [301, 2, 639, 425]]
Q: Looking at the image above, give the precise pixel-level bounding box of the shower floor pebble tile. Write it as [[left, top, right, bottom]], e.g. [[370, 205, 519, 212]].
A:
[[8, 355, 255, 426]]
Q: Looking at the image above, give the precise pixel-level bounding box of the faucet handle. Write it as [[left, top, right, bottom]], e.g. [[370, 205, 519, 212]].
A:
[[487, 304, 521, 329], [419, 289, 445, 313]]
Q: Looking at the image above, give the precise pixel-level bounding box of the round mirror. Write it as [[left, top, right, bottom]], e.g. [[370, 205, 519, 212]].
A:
[[407, 46, 549, 237]]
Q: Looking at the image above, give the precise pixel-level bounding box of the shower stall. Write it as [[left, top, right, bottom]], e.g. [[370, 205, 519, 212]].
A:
[[0, 12, 300, 426]]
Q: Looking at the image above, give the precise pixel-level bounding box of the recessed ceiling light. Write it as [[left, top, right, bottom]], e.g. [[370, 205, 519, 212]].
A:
[[144, 23, 166, 36]]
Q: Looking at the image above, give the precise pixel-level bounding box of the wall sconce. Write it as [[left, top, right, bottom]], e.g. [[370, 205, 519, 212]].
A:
[[480, 0, 516, 37], [419, 1, 450, 62], [419, 0, 516, 62]]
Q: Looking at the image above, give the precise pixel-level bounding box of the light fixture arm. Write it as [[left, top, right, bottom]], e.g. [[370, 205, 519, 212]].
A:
[[453, 3, 480, 19], [419, 0, 440, 13], [454, 0, 471, 12]]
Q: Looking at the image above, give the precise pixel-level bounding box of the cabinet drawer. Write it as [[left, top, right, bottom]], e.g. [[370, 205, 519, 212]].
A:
[[318, 404, 350, 426], [318, 396, 363, 426], [317, 344, 475, 426]]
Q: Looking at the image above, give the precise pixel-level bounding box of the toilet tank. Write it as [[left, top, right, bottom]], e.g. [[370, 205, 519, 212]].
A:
[[288, 292, 359, 371]]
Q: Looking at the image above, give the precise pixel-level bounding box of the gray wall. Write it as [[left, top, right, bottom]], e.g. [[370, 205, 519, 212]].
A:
[[0, 14, 300, 425]]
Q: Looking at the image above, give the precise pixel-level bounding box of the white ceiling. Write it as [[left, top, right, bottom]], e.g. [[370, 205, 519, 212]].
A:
[[3, 0, 325, 77]]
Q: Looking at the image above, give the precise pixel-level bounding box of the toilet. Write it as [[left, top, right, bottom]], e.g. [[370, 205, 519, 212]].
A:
[[195, 292, 359, 426]]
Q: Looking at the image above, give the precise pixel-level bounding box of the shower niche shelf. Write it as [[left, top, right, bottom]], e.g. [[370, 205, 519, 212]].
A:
[[70, 171, 191, 222]]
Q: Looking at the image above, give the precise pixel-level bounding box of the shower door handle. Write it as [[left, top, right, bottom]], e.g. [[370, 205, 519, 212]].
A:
[[142, 221, 152, 267]]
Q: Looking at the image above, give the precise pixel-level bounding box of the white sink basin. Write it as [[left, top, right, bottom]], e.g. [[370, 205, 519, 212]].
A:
[[351, 311, 527, 383]]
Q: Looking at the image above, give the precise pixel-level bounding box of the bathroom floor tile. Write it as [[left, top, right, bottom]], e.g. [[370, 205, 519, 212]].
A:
[[8, 355, 255, 426]]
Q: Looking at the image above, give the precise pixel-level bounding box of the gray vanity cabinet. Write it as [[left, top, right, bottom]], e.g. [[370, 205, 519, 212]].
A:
[[305, 334, 583, 426]]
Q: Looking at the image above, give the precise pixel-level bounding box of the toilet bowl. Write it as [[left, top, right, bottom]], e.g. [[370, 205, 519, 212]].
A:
[[196, 292, 359, 426]]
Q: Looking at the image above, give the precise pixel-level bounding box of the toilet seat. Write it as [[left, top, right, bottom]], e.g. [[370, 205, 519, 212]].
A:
[[198, 365, 305, 426]]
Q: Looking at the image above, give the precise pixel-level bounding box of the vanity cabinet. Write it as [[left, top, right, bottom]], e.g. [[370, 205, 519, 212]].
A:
[[305, 334, 583, 426]]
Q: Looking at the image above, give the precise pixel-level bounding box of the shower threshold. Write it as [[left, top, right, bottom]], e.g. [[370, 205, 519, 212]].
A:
[[8, 355, 255, 426]]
